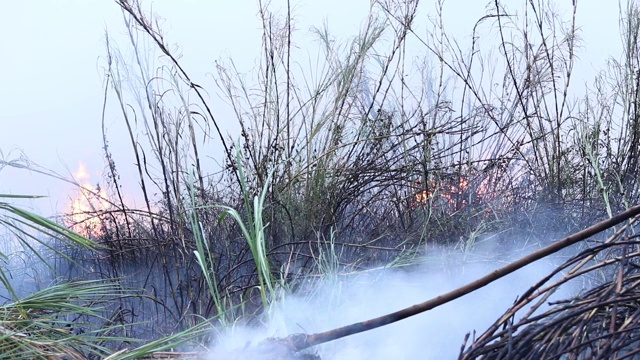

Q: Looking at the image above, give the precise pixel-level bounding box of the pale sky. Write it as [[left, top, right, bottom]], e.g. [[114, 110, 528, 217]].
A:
[[0, 1, 621, 216]]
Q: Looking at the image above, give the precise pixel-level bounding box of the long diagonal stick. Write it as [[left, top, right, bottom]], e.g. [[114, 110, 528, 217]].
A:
[[273, 205, 640, 352]]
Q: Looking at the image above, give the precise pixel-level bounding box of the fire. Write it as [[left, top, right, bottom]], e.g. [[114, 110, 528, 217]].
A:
[[68, 163, 109, 238], [412, 179, 467, 208], [411, 177, 490, 213]]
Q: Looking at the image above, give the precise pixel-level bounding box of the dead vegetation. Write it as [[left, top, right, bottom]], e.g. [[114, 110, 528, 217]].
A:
[[460, 213, 640, 359]]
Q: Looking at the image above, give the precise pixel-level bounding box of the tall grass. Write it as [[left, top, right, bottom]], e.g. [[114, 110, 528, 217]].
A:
[[190, 176, 226, 325], [3, 0, 640, 355], [215, 147, 276, 311], [91, 0, 640, 327]]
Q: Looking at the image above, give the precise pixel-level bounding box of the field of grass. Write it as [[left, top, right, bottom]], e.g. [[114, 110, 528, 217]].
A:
[[2, 0, 640, 358]]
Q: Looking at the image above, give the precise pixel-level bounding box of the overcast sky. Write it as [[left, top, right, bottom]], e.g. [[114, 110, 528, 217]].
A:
[[0, 1, 621, 216]]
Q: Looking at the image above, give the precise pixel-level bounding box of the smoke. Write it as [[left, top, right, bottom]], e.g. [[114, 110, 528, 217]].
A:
[[0, 234, 55, 300], [208, 236, 577, 359]]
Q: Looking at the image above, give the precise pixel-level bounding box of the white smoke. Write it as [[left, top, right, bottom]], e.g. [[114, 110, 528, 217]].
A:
[[208, 237, 576, 359]]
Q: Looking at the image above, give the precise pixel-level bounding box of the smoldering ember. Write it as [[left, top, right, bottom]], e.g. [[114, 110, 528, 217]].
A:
[[2, 0, 640, 359]]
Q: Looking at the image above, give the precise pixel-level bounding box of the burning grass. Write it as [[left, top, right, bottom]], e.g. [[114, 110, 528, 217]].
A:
[[5, 0, 640, 358]]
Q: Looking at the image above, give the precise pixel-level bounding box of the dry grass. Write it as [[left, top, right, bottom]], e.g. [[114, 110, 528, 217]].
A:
[[460, 216, 640, 359]]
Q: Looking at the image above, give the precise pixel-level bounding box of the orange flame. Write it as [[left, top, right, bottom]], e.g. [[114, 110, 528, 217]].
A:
[[411, 177, 482, 213], [68, 163, 109, 238]]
